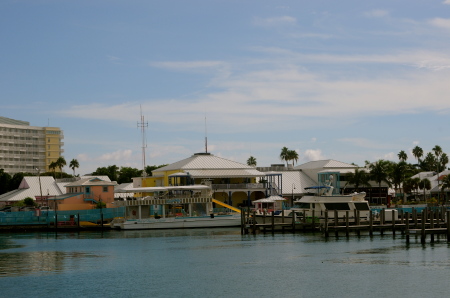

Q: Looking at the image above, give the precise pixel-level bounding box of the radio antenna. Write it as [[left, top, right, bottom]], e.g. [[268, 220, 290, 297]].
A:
[[204, 115, 208, 153], [138, 105, 148, 177]]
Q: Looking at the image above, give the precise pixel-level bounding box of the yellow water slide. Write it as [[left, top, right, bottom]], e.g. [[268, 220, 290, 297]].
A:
[[212, 199, 241, 213]]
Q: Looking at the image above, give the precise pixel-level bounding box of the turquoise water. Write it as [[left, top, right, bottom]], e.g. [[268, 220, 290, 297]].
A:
[[1, 229, 449, 298]]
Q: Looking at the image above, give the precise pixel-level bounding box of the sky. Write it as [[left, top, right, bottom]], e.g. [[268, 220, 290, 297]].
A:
[[2, 0, 450, 175]]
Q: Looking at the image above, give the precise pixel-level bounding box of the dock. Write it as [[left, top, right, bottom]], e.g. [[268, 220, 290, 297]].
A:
[[241, 207, 450, 243]]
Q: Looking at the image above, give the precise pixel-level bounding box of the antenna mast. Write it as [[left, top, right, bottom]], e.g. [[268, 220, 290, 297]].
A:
[[138, 106, 148, 177], [204, 116, 208, 153]]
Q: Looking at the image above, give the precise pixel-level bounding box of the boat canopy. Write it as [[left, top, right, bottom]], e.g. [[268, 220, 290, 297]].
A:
[[304, 186, 330, 190]]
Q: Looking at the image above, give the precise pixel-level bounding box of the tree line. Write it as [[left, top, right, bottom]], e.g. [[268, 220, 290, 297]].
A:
[[0, 158, 167, 196], [346, 145, 450, 204]]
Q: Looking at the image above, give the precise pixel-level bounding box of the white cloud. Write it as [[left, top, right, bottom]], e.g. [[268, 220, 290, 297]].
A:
[[98, 150, 133, 161], [150, 60, 227, 71], [429, 17, 450, 30], [443, 0, 450, 5], [253, 16, 297, 27], [364, 9, 389, 18], [303, 149, 325, 161]]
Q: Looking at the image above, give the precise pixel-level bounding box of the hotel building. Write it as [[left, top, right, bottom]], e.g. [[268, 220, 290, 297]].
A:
[[0, 116, 64, 174]]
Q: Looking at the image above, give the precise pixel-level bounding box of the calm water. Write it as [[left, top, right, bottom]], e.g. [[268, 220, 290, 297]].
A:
[[0, 228, 449, 298]]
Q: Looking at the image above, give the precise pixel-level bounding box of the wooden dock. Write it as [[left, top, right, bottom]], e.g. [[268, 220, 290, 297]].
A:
[[241, 207, 450, 243]]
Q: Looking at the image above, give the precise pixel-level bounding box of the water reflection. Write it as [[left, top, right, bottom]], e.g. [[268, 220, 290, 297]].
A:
[[0, 250, 103, 277]]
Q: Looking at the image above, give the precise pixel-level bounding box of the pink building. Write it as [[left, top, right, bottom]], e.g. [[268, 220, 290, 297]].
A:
[[49, 177, 116, 211]]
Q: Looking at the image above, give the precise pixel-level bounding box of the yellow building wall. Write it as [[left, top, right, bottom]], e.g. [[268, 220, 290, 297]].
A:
[[44, 127, 63, 172]]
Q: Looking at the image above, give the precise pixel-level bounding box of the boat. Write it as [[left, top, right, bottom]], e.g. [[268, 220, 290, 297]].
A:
[[252, 184, 370, 225], [291, 185, 370, 219], [112, 183, 241, 230]]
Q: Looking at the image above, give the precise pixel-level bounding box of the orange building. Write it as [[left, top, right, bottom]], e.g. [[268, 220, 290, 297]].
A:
[[49, 177, 116, 211]]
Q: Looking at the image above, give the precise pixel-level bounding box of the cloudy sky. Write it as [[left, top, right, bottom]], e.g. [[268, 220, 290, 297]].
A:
[[2, 0, 450, 175]]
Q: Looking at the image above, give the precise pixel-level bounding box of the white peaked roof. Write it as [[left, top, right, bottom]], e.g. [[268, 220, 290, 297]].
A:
[[153, 153, 265, 178], [0, 176, 63, 202], [295, 159, 357, 170]]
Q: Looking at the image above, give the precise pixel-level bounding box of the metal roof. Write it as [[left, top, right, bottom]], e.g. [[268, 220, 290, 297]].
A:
[[295, 159, 357, 170], [0, 176, 62, 202], [154, 153, 257, 172], [65, 177, 116, 187], [186, 169, 265, 178]]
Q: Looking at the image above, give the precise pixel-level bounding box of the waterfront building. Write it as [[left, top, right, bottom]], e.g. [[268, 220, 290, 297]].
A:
[[134, 152, 268, 207], [0, 175, 118, 210], [50, 177, 116, 211], [0, 116, 64, 174]]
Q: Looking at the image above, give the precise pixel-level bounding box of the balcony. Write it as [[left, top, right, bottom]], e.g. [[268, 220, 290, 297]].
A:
[[212, 183, 266, 191]]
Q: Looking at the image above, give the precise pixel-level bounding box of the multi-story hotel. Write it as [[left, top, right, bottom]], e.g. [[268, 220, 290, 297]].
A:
[[0, 116, 64, 175]]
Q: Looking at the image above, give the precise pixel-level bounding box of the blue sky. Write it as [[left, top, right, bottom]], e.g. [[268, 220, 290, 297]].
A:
[[2, 0, 450, 175]]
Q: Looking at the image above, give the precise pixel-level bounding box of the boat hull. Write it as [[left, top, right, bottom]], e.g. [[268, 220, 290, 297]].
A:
[[117, 215, 241, 230]]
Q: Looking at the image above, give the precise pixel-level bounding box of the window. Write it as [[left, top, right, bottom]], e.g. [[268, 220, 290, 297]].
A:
[[354, 202, 370, 210], [85, 187, 90, 194], [294, 203, 310, 209], [103, 186, 108, 192], [324, 203, 350, 210]]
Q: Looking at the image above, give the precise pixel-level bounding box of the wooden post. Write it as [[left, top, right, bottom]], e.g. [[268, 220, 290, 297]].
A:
[[334, 209, 339, 238], [312, 210, 315, 230], [345, 210, 349, 237], [446, 210, 450, 242], [413, 208, 418, 228], [369, 210, 373, 237], [405, 212, 410, 243], [77, 213, 80, 229], [252, 211, 256, 234], [271, 211, 275, 232], [392, 210, 396, 237], [281, 208, 285, 223], [430, 210, 435, 243], [240, 207, 244, 235], [421, 210, 426, 244], [324, 210, 329, 237], [292, 210, 296, 231], [263, 209, 266, 224]]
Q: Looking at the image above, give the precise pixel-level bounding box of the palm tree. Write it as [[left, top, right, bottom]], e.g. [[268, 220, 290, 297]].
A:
[[246, 156, 257, 167], [412, 146, 423, 166], [369, 159, 391, 196], [398, 150, 408, 162], [403, 177, 420, 201], [49, 161, 58, 176], [387, 161, 412, 202], [432, 145, 442, 160], [69, 159, 80, 176], [280, 147, 290, 167], [421, 152, 437, 171], [287, 150, 299, 166], [418, 178, 431, 203], [438, 153, 449, 173], [344, 168, 371, 192], [56, 156, 66, 178]]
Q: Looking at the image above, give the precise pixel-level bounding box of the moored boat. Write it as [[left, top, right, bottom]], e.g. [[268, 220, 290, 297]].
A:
[[112, 184, 241, 230]]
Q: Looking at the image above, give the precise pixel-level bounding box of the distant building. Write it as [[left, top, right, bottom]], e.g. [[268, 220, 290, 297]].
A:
[[135, 152, 268, 207], [0, 175, 118, 210], [0, 116, 64, 174]]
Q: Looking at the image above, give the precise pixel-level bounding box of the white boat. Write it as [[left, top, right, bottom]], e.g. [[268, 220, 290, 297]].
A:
[[253, 185, 370, 225], [112, 184, 241, 230], [291, 185, 370, 219]]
